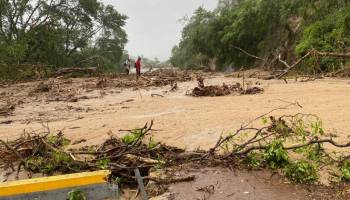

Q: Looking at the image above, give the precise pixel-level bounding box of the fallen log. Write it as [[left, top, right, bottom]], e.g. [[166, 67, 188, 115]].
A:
[[55, 67, 98, 76], [315, 51, 350, 58]]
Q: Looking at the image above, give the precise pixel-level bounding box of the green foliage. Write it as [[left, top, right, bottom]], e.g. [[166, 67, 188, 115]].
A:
[[284, 160, 318, 183], [68, 190, 87, 200], [310, 120, 325, 137], [245, 152, 263, 168], [0, 0, 127, 80], [340, 161, 350, 181], [96, 159, 111, 170], [170, 7, 216, 69], [121, 134, 136, 145], [121, 129, 143, 145], [26, 157, 45, 172], [148, 137, 158, 149], [296, 5, 350, 72], [171, 0, 350, 72], [43, 151, 73, 174], [25, 134, 86, 175], [26, 150, 75, 175], [261, 117, 269, 125], [47, 135, 71, 147], [294, 145, 323, 163], [264, 140, 290, 169], [154, 155, 167, 170]]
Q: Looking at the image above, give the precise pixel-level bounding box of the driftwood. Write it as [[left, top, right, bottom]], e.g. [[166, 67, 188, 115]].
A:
[[55, 67, 98, 76]]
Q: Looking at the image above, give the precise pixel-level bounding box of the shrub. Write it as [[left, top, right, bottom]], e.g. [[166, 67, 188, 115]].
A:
[[264, 140, 290, 169], [340, 161, 350, 181], [121, 129, 143, 145], [284, 160, 318, 183]]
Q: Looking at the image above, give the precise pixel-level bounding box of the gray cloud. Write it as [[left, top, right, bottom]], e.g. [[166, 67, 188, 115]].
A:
[[102, 0, 218, 61]]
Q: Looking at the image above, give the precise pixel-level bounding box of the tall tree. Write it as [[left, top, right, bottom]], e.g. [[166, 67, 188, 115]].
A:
[[0, 0, 128, 79]]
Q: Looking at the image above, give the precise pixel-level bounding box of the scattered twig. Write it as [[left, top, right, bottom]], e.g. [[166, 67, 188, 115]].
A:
[[151, 94, 164, 98], [145, 175, 195, 184]]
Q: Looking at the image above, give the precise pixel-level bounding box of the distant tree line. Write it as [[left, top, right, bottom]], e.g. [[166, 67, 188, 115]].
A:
[[0, 0, 127, 80], [171, 0, 350, 72]]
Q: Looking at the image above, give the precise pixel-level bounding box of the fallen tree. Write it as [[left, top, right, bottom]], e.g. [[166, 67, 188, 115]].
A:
[[265, 49, 350, 80], [231, 45, 350, 80]]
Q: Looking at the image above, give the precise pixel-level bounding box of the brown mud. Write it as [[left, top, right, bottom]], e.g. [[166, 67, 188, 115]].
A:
[[1, 70, 350, 199]]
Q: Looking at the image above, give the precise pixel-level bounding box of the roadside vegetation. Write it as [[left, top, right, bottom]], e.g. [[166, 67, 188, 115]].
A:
[[171, 0, 350, 72], [0, 0, 128, 80]]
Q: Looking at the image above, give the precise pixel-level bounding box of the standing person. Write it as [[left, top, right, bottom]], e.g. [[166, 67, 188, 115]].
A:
[[135, 56, 142, 77], [123, 57, 131, 75]]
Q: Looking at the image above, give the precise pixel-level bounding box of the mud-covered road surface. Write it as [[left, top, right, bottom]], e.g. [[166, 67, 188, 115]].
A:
[[1, 74, 350, 151], [1, 71, 350, 199]]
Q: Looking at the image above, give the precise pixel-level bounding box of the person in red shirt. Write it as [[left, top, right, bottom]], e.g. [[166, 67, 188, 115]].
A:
[[135, 56, 142, 77]]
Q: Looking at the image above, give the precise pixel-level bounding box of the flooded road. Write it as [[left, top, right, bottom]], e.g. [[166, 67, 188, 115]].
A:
[[1, 75, 350, 152]]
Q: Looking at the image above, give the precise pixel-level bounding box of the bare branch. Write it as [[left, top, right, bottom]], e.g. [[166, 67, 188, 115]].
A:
[[231, 45, 266, 61]]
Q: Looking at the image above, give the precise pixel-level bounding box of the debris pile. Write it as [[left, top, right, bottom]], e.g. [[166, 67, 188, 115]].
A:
[[34, 81, 53, 93], [328, 68, 350, 78], [225, 69, 272, 79], [0, 121, 197, 184], [29, 80, 84, 102], [85, 69, 194, 89], [116, 69, 193, 88], [0, 69, 198, 105], [190, 77, 264, 97]]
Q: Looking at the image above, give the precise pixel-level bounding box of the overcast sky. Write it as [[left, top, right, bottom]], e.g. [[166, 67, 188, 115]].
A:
[[102, 0, 218, 61]]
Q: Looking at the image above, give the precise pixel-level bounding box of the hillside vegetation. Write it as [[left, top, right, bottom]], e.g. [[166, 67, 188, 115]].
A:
[[170, 0, 350, 72]]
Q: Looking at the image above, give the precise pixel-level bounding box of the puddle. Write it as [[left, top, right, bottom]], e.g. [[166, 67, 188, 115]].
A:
[[168, 167, 307, 200]]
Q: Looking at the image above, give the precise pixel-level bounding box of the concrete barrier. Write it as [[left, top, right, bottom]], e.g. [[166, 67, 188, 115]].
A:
[[0, 170, 118, 200]]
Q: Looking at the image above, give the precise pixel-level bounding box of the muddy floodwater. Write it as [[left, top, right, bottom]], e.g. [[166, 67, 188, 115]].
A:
[[169, 167, 306, 200], [1, 73, 350, 199], [1, 75, 350, 152]]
